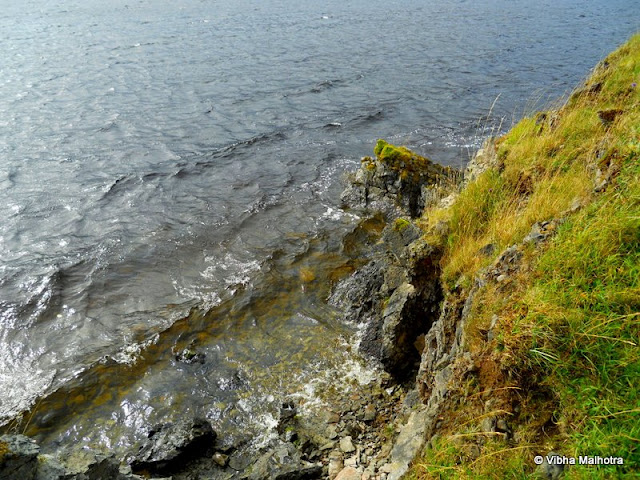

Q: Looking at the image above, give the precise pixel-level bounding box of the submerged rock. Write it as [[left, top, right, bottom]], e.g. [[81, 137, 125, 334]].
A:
[[0, 434, 39, 480], [57, 449, 125, 480], [130, 417, 216, 475]]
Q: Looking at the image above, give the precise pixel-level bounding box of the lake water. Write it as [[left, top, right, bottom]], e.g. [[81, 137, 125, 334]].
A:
[[1, 0, 638, 452]]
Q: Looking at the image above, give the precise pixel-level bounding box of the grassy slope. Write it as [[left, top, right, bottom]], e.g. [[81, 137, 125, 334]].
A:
[[408, 33, 640, 478]]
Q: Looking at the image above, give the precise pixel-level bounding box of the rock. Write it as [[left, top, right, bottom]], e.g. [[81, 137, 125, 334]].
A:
[[228, 452, 253, 471], [537, 452, 566, 479], [59, 450, 124, 480], [359, 282, 426, 375], [323, 410, 341, 425], [244, 441, 322, 480], [175, 347, 205, 364], [334, 466, 361, 480], [339, 436, 356, 454], [329, 259, 386, 325], [465, 137, 498, 183], [486, 314, 499, 342], [0, 435, 40, 480], [524, 220, 561, 245], [363, 405, 376, 423], [341, 140, 458, 218], [384, 408, 433, 480], [212, 452, 229, 467], [478, 243, 496, 257], [278, 401, 298, 434], [130, 417, 216, 475], [34, 454, 66, 480], [328, 451, 344, 480]]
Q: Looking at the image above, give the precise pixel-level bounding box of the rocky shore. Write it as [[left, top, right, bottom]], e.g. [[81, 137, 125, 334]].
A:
[[0, 133, 583, 480], [1, 138, 468, 480]]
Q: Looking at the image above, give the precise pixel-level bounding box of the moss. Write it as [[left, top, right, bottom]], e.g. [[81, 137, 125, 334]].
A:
[[393, 217, 412, 233], [373, 139, 437, 179], [0, 439, 8, 459]]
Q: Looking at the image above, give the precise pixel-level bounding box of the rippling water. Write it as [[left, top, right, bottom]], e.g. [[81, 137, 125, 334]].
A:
[[1, 0, 638, 452]]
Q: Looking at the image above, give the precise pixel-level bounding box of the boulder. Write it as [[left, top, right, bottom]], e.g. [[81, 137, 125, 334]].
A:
[[130, 417, 215, 475], [0, 435, 39, 480], [243, 441, 322, 480], [341, 140, 457, 217], [57, 449, 124, 480]]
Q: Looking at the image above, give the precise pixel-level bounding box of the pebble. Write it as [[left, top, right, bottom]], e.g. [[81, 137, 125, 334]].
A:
[[363, 404, 376, 422], [212, 452, 228, 467], [340, 436, 356, 453]]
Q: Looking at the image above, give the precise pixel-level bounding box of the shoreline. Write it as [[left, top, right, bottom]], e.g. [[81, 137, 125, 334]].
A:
[[2, 32, 639, 480]]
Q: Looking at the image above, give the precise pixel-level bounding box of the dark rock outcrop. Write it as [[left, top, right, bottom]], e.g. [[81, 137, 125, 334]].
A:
[[331, 214, 443, 378], [0, 434, 39, 480], [130, 417, 216, 475]]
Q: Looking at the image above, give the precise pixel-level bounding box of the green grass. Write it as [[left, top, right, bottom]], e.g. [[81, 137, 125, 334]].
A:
[[408, 32, 640, 479], [521, 157, 640, 477]]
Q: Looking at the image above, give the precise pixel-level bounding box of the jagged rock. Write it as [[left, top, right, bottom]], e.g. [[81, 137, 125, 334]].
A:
[[0, 435, 39, 480], [130, 418, 215, 475], [363, 405, 376, 423], [465, 137, 498, 183], [34, 454, 66, 480], [524, 220, 562, 245], [329, 259, 386, 325], [334, 228, 442, 378], [381, 218, 422, 258], [339, 436, 355, 454], [333, 466, 361, 480], [341, 140, 457, 217], [243, 441, 322, 480], [58, 449, 125, 480], [328, 451, 344, 480], [277, 401, 298, 434], [384, 407, 434, 480]]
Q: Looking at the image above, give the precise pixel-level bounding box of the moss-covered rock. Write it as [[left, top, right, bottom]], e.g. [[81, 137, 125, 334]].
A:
[[342, 140, 459, 217]]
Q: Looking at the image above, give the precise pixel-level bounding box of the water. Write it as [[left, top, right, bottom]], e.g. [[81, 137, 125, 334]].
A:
[[1, 0, 638, 453]]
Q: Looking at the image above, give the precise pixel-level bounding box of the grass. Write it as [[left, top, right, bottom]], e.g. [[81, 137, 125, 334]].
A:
[[406, 32, 640, 479]]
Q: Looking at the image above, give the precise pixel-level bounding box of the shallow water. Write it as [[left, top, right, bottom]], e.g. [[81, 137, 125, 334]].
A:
[[1, 0, 638, 453]]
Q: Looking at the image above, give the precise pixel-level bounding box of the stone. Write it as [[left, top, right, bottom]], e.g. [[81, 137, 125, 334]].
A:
[[57, 449, 124, 480], [334, 466, 361, 480], [0, 435, 40, 480], [130, 417, 216, 475], [245, 441, 322, 480], [537, 451, 566, 479], [341, 140, 458, 218], [465, 137, 498, 183], [478, 243, 496, 257], [212, 452, 228, 467], [328, 451, 344, 480], [175, 347, 205, 364], [363, 405, 376, 423], [34, 454, 66, 480], [384, 408, 433, 480], [339, 436, 356, 454]]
